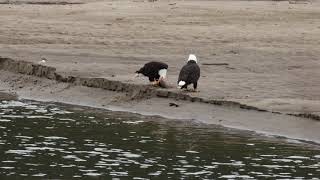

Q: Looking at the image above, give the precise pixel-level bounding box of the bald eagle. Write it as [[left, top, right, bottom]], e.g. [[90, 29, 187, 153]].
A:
[[136, 61, 168, 86], [177, 54, 200, 91]]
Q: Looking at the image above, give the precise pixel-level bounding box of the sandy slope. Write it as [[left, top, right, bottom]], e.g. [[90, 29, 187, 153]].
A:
[[0, 0, 320, 114]]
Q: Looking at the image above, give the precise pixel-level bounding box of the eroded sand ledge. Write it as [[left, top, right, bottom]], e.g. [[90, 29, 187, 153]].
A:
[[1, 57, 320, 143], [0, 57, 319, 119]]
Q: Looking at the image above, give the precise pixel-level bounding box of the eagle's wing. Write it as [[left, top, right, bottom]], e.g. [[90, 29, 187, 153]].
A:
[[178, 65, 190, 82]]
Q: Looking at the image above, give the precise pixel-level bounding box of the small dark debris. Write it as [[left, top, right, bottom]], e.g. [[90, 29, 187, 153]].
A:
[[169, 102, 179, 107], [226, 67, 235, 70], [288, 65, 301, 70], [202, 63, 229, 66], [116, 18, 124, 21], [229, 50, 238, 54], [169, 3, 176, 5]]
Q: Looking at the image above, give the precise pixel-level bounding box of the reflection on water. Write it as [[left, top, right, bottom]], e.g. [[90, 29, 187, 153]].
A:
[[0, 100, 320, 179]]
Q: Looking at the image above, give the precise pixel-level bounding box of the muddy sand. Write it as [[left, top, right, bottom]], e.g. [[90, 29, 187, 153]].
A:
[[0, 0, 320, 142]]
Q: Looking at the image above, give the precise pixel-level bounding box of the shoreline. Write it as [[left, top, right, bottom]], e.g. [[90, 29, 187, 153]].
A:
[[1, 57, 320, 144]]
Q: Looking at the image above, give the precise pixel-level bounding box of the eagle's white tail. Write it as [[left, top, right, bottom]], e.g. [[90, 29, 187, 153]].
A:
[[178, 81, 186, 88]]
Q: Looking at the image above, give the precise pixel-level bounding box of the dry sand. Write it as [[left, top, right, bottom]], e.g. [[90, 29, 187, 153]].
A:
[[0, 0, 320, 141], [1, 0, 320, 114]]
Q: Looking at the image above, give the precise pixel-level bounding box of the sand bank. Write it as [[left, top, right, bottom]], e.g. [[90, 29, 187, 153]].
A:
[[0, 0, 320, 142], [1, 57, 320, 143]]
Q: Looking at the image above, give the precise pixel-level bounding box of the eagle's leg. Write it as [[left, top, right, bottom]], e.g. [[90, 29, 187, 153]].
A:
[[193, 82, 197, 90], [181, 84, 188, 91], [152, 78, 160, 86], [191, 82, 199, 92], [149, 77, 157, 86], [152, 81, 158, 86]]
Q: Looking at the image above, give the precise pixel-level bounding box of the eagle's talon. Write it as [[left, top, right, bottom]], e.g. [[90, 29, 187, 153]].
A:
[[152, 80, 160, 86]]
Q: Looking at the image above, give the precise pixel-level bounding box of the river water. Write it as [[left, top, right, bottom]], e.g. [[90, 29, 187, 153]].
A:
[[0, 100, 319, 179]]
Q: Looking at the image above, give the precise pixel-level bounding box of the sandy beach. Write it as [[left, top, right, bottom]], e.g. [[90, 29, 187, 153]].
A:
[[1, 0, 320, 141]]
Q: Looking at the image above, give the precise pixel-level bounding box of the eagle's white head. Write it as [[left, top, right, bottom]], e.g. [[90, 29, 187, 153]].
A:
[[187, 54, 197, 63]]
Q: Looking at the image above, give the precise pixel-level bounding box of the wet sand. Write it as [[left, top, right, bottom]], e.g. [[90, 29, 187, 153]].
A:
[[0, 0, 320, 141], [1, 70, 320, 143]]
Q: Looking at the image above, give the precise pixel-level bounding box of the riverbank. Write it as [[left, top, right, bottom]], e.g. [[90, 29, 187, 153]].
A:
[[0, 0, 320, 142], [1, 0, 320, 115], [1, 58, 320, 143]]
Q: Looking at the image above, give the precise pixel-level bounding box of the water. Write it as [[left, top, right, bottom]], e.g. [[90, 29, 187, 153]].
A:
[[0, 100, 320, 179]]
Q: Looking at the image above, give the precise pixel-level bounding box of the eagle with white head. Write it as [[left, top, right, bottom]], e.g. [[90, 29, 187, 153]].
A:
[[177, 54, 200, 91]]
